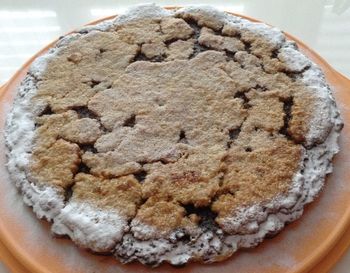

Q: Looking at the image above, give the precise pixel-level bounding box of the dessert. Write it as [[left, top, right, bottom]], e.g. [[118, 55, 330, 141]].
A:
[[5, 4, 343, 266]]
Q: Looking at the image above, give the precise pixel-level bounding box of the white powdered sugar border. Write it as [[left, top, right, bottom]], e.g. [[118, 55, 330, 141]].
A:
[[113, 3, 172, 25], [52, 202, 128, 253], [4, 4, 343, 266], [5, 73, 65, 221]]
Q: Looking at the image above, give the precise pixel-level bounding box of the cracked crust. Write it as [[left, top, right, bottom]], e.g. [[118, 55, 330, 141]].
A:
[[5, 4, 343, 267]]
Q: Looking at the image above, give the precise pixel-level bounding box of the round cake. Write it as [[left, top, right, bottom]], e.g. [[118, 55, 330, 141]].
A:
[[5, 5, 343, 266]]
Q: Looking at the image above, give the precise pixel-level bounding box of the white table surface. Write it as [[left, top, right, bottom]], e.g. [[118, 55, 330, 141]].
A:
[[0, 0, 349, 272]]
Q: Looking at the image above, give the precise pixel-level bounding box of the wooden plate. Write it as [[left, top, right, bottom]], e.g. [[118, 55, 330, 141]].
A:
[[0, 11, 350, 273]]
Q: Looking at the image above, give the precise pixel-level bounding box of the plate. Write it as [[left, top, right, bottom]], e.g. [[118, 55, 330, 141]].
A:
[[0, 10, 350, 273]]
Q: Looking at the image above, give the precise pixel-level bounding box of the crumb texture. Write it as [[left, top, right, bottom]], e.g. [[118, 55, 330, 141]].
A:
[[5, 4, 343, 267]]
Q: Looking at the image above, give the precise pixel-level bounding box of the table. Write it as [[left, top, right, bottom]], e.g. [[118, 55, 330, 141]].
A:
[[0, 0, 349, 272]]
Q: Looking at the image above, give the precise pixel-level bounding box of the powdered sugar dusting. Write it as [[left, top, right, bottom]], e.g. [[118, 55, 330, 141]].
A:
[[130, 219, 158, 240], [114, 4, 172, 25], [302, 66, 341, 147], [176, 5, 230, 27], [5, 73, 65, 221], [278, 47, 311, 72], [52, 202, 128, 253]]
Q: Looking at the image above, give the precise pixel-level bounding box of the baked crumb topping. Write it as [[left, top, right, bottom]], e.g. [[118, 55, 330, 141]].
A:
[[5, 5, 342, 266], [25, 15, 319, 236]]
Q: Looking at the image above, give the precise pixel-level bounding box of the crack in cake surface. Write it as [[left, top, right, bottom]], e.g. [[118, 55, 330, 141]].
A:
[[279, 97, 294, 140]]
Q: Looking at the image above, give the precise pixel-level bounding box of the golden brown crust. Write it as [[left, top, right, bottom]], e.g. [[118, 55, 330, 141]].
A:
[[243, 92, 284, 133], [166, 39, 194, 60], [132, 196, 198, 239], [28, 139, 80, 188], [142, 148, 224, 207], [141, 42, 166, 59], [73, 173, 142, 218], [34, 110, 78, 149], [213, 131, 302, 227], [199, 27, 244, 53], [160, 17, 194, 40], [27, 14, 317, 236], [60, 118, 102, 144], [32, 31, 139, 112], [289, 87, 316, 143]]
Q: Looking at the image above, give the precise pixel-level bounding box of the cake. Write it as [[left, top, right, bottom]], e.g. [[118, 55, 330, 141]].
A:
[[5, 4, 343, 266]]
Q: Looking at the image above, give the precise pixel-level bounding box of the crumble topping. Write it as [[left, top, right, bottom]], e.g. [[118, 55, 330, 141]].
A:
[[5, 4, 342, 266]]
